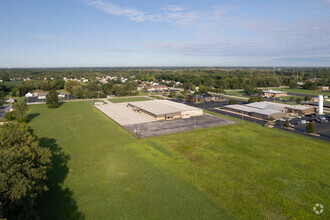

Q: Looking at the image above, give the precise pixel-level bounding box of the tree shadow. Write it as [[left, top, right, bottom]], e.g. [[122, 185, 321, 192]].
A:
[[27, 113, 40, 122], [37, 138, 85, 220], [57, 102, 65, 107]]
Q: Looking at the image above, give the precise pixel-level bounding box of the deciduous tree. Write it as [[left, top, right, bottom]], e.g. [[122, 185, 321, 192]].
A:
[[46, 90, 59, 108], [0, 122, 51, 219], [306, 122, 315, 133], [12, 101, 29, 122]]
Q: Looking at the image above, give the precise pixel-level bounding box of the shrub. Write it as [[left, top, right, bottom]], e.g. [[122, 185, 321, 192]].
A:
[[5, 111, 15, 121], [248, 97, 257, 103], [306, 122, 315, 133], [296, 98, 302, 104], [257, 95, 265, 102]]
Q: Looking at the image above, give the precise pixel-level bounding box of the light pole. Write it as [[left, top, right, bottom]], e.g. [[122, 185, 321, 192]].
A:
[[241, 112, 243, 123]]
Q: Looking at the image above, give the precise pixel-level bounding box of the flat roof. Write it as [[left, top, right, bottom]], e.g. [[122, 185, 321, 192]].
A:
[[263, 90, 287, 94], [246, 101, 289, 111], [225, 105, 281, 116], [128, 100, 201, 115], [286, 105, 314, 110]]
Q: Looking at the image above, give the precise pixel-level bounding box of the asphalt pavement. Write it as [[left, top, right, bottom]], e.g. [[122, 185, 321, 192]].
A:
[[0, 105, 12, 118]]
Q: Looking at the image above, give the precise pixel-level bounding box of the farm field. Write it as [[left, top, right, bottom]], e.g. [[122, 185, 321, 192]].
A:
[[28, 102, 329, 219], [108, 96, 152, 103]]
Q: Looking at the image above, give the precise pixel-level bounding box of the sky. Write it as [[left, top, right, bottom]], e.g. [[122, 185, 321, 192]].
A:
[[0, 0, 330, 67]]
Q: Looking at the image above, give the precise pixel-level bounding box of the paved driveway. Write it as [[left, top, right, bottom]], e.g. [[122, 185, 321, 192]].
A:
[[0, 105, 12, 118]]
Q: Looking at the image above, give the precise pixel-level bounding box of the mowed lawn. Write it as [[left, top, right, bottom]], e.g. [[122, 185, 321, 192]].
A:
[[28, 102, 229, 220], [28, 102, 329, 219], [273, 88, 329, 96], [108, 97, 152, 103]]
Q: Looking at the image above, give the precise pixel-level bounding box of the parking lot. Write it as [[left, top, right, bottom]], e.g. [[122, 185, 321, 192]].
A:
[[124, 113, 236, 138], [27, 94, 76, 103], [276, 114, 330, 140]]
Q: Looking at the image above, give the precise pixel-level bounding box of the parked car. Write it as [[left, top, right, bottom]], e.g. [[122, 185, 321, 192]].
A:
[[306, 118, 315, 123], [320, 117, 328, 123], [297, 120, 306, 125], [315, 118, 322, 123]]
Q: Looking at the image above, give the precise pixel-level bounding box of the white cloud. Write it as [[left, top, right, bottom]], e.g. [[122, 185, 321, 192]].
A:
[[162, 5, 186, 12], [85, 0, 148, 22], [34, 34, 67, 41], [85, 0, 226, 27], [84, 0, 330, 65]]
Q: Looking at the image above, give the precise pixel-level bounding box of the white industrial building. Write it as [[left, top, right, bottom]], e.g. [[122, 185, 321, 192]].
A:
[[223, 101, 315, 120], [127, 100, 203, 120]]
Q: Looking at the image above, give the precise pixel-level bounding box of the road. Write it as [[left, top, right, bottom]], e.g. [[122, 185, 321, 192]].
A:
[[0, 105, 12, 118]]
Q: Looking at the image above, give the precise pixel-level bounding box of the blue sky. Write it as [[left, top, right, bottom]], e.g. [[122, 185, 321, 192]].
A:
[[0, 0, 329, 67]]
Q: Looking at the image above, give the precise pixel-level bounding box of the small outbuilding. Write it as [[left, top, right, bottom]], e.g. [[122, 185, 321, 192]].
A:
[[25, 92, 33, 97], [58, 92, 66, 99]]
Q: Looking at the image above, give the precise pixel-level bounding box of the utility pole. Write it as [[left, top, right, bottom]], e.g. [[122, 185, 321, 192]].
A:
[[194, 117, 197, 130]]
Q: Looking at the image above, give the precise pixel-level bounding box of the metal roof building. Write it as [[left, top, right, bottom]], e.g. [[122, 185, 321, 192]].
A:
[[127, 100, 203, 120], [223, 101, 315, 120], [223, 104, 287, 120]]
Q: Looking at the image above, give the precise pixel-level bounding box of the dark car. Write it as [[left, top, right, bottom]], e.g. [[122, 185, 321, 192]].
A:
[[315, 118, 322, 123], [306, 118, 315, 123]]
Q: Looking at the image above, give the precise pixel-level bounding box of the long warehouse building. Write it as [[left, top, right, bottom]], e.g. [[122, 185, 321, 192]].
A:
[[127, 100, 203, 120], [223, 101, 315, 120]]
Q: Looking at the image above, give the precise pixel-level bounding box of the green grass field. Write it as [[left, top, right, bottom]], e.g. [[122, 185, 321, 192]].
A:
[[108, 97, 152, 103], [28, 102, 329, 219], [269, 88, 328, 96]]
